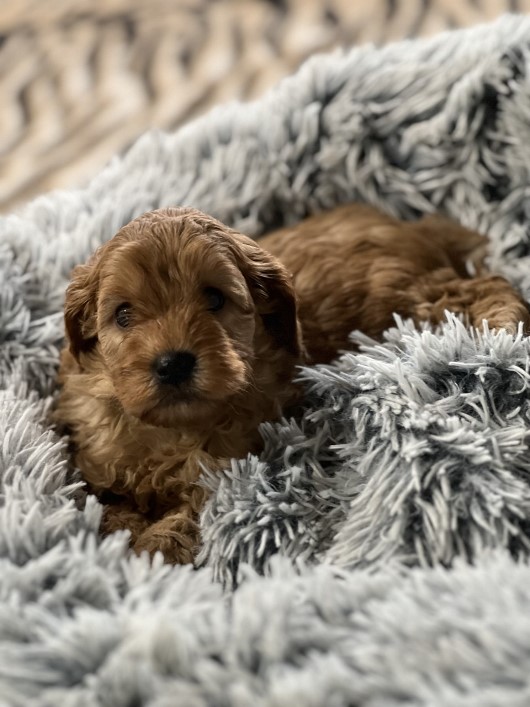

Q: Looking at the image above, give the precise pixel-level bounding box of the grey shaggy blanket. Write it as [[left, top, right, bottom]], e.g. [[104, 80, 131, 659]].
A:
[[4, 14, 530, 706]]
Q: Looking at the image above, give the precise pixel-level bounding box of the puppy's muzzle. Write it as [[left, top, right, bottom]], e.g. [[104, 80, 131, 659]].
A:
[[153, 350, 196, 387]]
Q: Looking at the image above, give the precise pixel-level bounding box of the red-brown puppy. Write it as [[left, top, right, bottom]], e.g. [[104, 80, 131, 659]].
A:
[[55, 204, 530, 563], [56, 208, 302, 563]]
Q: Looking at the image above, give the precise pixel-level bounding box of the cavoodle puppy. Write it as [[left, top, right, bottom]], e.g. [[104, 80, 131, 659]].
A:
[[55, 208, 302, 564], [55, 204, 530, 563]]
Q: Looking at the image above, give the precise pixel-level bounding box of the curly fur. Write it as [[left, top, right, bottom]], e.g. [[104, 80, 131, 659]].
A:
[[55, 207, 302, 563], [55, 203, 530, 564], [260, 203, 530, 363]]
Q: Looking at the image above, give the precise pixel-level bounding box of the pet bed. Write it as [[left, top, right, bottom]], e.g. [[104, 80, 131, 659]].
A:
[[3, 14, 530, 706]]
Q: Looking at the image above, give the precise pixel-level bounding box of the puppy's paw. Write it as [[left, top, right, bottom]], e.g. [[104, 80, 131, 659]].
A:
[[100, 500, 150, 544], [483, 318, 518, 335], [470, 300, 530, 337], [442, 275, 530, 338], [133, 512, 199, 564]]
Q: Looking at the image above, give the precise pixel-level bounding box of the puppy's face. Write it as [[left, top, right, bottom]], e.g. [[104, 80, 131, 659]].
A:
[[64, 208, 301, 427]]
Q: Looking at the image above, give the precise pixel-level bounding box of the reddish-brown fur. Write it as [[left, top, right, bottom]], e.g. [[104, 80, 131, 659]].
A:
[[260, 203, 530, 363], [55, 208, 302, 563], [55, 203, 530, 563]]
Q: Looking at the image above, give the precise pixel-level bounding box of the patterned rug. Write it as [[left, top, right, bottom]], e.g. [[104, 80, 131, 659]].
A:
[[2, 0, 530, 212]]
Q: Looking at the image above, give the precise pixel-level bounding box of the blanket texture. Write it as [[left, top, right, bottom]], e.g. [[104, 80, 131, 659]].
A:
[[3, 14, 530, 706]]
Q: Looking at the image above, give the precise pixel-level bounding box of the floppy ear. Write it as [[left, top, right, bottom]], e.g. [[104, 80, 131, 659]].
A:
[[64, 255, 102, 361], [229, 233, 303, 358]]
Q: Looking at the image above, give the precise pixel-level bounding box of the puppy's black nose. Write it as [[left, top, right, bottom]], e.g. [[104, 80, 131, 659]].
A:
[[154, 351, 196, 386]]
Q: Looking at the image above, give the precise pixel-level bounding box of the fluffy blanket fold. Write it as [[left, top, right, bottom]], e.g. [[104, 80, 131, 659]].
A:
[[2, 14, 530, 706], [200, 319, 530, 584]]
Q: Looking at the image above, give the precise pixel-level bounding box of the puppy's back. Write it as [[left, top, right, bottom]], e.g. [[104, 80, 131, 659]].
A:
[[259, 203, 487, 363]]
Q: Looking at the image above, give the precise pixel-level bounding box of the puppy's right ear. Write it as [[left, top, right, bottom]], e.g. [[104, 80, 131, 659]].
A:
[[226, 233, 303, 359], [64, 256, 102, 361]]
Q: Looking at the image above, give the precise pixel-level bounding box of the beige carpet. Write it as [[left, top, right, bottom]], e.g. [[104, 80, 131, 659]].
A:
[[2, 0, 529, 213]]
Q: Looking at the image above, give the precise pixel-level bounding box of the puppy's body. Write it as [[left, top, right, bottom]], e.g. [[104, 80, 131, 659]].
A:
[[56, 203, 530, 563], [57, 345, 277, 560], [260, 203, 528, 362]]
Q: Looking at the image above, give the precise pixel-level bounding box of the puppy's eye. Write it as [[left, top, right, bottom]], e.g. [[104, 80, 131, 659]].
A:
[[115, 303, 132, 328], [204, 287, 225, 312]]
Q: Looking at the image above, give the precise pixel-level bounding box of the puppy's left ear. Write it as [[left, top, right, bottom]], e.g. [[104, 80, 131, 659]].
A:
[[230, 234, 303, 358]]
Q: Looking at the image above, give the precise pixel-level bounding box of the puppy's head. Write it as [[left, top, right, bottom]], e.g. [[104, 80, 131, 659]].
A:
[[64, 208, 302, 427]]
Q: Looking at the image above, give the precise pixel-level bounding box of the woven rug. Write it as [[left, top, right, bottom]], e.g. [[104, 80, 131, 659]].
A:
[[2, 0, 530, 211]]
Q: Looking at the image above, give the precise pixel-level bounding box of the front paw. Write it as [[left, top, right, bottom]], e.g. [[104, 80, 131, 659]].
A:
[[133, 514, 199, 564], [100, 500, 150, 544]]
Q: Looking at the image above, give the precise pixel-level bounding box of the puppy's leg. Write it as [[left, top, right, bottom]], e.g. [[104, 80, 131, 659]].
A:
[[411, 270, 530, 334], [133, 507, 200, 565], [100, 498, 151, 545]]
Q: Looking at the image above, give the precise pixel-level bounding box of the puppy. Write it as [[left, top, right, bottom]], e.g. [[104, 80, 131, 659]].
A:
[[55, 208, 303, 564], [55, 204, 530, 563]]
